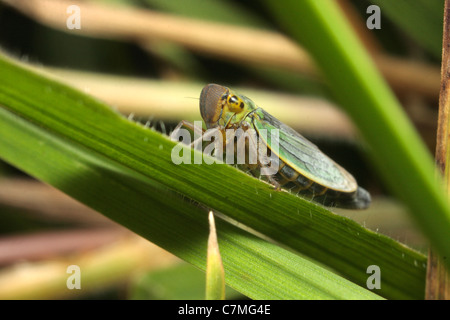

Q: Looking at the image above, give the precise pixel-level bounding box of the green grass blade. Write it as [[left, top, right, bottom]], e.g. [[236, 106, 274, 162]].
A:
[[205, 211, 226, 300], [0, 88, 383, 299], [0, 107, 382, 300], [0, 52, 421, 299], [264, 1, 450, 269]]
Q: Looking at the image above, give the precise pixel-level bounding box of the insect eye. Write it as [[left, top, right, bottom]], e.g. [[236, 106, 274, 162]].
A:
[[228, 95, 244, 109], [229, 95, 238, 105]]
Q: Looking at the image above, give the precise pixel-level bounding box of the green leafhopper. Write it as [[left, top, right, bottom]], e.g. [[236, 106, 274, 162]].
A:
[[171, 84, 371, 209]]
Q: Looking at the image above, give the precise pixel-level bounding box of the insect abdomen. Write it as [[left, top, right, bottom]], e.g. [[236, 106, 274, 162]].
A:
[[274, 160, 370, 209]]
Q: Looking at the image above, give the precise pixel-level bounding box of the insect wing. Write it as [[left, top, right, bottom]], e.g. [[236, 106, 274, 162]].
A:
[[252, 108, 357, 192]]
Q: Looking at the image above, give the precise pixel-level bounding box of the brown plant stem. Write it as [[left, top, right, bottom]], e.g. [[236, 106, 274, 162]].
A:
[[426, 0, 450, 300]]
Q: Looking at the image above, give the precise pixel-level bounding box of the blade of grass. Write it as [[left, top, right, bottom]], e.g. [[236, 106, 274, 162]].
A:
[[264, 0, 450, 268], [205, 211, 225, 300], [0, 52, 422, 299], [0, 103, 381, 300]]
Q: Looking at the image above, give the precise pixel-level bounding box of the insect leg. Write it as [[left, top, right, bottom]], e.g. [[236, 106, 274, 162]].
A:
[[244, 129, 281, 190]]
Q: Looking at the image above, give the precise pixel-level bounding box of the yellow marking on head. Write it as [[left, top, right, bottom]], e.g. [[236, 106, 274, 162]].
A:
[[226, 94, 246, 114]]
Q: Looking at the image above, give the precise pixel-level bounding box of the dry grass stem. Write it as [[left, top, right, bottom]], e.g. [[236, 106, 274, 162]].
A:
[[2, 0, 440, 99]]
